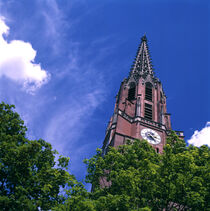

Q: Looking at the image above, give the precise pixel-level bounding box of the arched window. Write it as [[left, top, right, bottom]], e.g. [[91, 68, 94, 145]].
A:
[[128, 82, 136, 101], [160, 92, 163, 100], [144, 103, 152, 120], [160, 92, 163, 103], [145, 82, 153, 101], [156, 148, 159, 153]]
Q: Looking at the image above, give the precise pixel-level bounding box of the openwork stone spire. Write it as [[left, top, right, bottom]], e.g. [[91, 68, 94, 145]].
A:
[[130, 35, 154, 78]]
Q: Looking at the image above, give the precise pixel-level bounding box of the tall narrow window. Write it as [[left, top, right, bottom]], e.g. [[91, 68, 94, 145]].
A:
[[128, 82, 136, 101], [160, 92, 164, 104], [144, 103, 152, 120], [145, 82, 152, 101]]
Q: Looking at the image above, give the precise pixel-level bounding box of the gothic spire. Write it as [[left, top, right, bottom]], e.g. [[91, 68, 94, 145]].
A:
[[130, 35, 154, 78]]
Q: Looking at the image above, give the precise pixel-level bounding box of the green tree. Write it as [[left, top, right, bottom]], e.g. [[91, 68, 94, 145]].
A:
[[52, 182, 96, 211], [2, 101, 208, 211], [158, 132, 210, 210], [85, 132, 210, 211], [84, 140, 159, 210], [0, 102, 77, 210]]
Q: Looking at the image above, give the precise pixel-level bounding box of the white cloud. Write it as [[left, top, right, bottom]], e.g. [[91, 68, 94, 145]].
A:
[[0, 16, 50, 93], [187, 122, 210, 147]]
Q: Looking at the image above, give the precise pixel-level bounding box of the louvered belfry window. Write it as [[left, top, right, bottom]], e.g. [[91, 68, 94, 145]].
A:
[[128, 82, 136, 101], [145, 82, 152, 101], [144, 103, 152, 120]]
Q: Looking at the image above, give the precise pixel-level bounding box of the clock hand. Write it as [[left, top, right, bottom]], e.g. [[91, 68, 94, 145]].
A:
[[150, 133, 158, 139], [152, 135, 158, 139], [148, 133, 156, 142], [148, 133, 157, 142]]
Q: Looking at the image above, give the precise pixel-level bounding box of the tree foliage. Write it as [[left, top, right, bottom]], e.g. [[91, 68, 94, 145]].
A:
[[0, 102, 209, 210], [84, 132, 210, 211], [0, 102, 78, 210]]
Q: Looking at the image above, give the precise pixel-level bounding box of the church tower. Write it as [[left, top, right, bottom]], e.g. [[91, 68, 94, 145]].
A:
[[102, 35, 184, 154]]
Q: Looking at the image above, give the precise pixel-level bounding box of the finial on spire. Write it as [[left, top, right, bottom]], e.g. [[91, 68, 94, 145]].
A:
[[141, 33, 147, 42]]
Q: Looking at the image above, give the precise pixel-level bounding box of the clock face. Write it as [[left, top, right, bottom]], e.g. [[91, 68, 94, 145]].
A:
[[141, 128, 161, 145]]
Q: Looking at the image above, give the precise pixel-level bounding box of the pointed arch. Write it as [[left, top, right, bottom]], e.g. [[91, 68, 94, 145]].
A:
[[145, 82, 153, 101], [128, 82, 136, 101]]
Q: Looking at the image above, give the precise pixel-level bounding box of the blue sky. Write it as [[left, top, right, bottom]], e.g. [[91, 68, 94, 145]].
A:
[[0, 0, 209, 187]]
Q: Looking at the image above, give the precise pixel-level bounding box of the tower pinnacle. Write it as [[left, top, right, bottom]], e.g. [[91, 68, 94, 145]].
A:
[[130, 35, 154, 78], [141, 34, 147, 41]]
